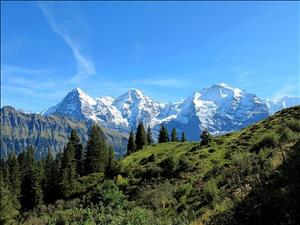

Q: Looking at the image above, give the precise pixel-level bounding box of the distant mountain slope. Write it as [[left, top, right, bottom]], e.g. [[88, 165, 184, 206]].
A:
[[42, 83, 295, 140], [0, 106, 128, 158]]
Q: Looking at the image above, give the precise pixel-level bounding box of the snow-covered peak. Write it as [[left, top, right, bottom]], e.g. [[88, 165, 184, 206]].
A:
[[115, 88, 146, 103], [43, 84, 298, 140], [70, 88, 97, 106]]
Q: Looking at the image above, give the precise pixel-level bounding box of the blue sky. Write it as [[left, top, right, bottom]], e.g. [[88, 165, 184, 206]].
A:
[[1, 1, 299, 112]]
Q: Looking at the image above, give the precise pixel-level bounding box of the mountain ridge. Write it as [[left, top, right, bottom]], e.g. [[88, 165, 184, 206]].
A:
[[42, 83, 300, 140]]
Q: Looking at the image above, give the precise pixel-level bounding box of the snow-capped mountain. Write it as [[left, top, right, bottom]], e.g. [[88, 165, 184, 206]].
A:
[[43, 84, 299, 140], [266, 96, 300, 114], [163, 83, 269, 139]]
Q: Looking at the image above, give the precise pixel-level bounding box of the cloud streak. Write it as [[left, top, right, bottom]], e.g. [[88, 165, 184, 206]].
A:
[[39, 2, 96, 83]]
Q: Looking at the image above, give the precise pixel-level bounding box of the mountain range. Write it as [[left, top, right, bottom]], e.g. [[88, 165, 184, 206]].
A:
[[1, 83, 299, 157], [42, 83, 299, 140]]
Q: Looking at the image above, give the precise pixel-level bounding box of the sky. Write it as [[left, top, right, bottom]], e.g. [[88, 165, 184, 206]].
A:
[[1, 1, 299, 112]]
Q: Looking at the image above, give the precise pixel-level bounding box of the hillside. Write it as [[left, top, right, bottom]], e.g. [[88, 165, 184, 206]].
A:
[[0, 106, 128, 157], [120, 106, 300, 224], [2, 106, 300, 225]]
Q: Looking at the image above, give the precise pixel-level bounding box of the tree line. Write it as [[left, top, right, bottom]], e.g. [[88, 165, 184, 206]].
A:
[[127, 122, 187, 155], [0, 124, 117, 220]]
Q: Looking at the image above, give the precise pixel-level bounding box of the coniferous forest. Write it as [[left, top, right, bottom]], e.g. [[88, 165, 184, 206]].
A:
[[1, 106, 300, 225]]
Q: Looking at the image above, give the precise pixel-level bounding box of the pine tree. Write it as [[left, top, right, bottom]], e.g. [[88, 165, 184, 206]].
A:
[[146, 125, 153, 145], [0, 174, 19, 224], [127, 130, 136, 155], [200, 129, 212, 146], [60, 141, 77, 197], [181, 132, 186, 142], [105, 146, 117, 179], [135, 122, 147, 149], [171, 128, 178, 142], [42, 149, 59, 203], [158, 124, 169, 143], [20, 147, 43, 211], [85, 124, 109, 174], [67, 129, 83, 176], [6, 153, 21, 205]]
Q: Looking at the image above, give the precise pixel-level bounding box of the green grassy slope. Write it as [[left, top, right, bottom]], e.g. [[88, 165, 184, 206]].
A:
[[119, 106, 300, 224], [18, 106, 300, 225]]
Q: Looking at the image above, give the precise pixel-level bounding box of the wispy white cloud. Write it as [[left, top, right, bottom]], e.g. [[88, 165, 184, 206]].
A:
[[39, 2, 96, 83], [1, 64, 54, 76], [1, 64, 71, 111]]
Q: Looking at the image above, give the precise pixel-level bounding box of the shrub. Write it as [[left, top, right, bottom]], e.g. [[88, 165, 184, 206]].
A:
[[85, 180, 124, 207], [177, 159, 192, 172], [136, 181, 176, 210], [142, 166, 163, 180], [250, 134, 278, 154], [202, 180, 219, 204], [200, 130, 212, 146], [159, 155, 178, 177], [287, 119, 300, 132]]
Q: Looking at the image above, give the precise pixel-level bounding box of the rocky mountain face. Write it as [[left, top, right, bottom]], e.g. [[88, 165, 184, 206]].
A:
[[1, 106, 128, 158], [42, 83, 295, 140]]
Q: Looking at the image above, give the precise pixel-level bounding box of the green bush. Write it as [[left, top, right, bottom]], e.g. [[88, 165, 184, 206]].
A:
[[202, 180, 219, 204], [159, 155, 178, 177], [84, 180, 125, 208], [286, 119, 300, 132], [250, 134, 278, 153], [142, 166, 163, 180]]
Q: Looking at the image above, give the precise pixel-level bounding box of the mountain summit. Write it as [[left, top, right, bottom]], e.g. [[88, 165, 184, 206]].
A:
[[42, 84, 299, 140]]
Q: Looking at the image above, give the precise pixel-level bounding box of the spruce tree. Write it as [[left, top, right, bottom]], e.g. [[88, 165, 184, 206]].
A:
[[181, 132, 186, 142], [105, 146, 116, 179], [146, 125, 153, 145], [6, 153, 21, 205], [135, 122, 147, 149], [158, 124, 169, 143], [0, 174, 19, 224], [43, 149, 59, 203], [69, 129, 83, 176], [171, 128, 178, 142], [60, 142, 77, 197], [20, 147, 43, 211], [200, 129, 212, 146], [85, 124, 109, 174], [127, 130, 136, 155]]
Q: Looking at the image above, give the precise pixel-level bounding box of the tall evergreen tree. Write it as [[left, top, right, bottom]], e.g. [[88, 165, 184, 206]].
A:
[[42, 149, 60, 203], [146, 125, 154, 145], [20, 147, 43, 211], [181, 132, 187, 142], [105, 146, 116, 179], [171, 128, 178, 142], [60, 141, 77, 197], [158, 124, 169, 143], [127, 130, 136, 155], [135, 122, 147, 149], [0, 174, 19, 224], [69, 129, 83, 176], [6, 153, 21, 204], [85, 124, 109, 174]]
